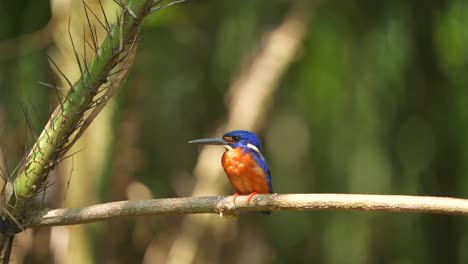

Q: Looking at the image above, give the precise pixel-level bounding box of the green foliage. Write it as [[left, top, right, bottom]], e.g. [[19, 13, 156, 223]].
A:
[[1, 0, 468, 263]]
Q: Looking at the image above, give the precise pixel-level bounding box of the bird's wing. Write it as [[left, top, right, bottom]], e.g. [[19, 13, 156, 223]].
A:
[[251, 150, 273, 193]]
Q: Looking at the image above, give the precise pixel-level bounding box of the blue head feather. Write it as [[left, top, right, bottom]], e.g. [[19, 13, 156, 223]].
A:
[[222, 130, 262, 150]]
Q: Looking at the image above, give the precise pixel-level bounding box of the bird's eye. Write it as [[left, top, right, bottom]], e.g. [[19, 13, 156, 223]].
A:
[[232, 136, 240, 141]]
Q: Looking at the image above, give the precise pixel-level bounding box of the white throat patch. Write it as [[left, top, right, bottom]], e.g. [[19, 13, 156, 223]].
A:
[[246, 143, 261, 154], [223, 145, 233, 150]]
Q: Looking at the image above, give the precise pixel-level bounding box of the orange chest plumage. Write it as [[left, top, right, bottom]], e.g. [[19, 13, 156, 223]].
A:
[[221, 148, 271, 194]]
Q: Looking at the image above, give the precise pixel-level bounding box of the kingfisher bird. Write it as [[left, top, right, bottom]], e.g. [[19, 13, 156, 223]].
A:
[[189, 130, 273, 214]]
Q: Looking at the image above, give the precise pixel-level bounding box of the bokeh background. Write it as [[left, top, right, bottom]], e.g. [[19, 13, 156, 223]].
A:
[[1, 0, 468, 263]]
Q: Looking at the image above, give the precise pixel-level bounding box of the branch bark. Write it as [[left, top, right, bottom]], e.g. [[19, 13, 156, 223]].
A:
[[29, 194, 468, 227]]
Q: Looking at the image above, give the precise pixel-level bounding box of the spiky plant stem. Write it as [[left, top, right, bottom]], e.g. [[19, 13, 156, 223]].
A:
[[0, 0, 165, 257]]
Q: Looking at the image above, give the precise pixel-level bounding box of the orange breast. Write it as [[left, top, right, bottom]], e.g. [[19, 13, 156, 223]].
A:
[[221, 148, 270, 194]]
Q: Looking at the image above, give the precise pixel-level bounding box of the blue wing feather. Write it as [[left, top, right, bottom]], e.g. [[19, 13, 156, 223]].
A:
[[250, 150, 273, 193]]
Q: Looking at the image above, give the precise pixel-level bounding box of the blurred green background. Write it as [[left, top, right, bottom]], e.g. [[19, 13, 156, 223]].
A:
[[1, 0, 468, 263]]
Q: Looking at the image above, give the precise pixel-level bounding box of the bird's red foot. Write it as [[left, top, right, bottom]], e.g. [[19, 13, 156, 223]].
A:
[[232, 192, 240, 203], [246, 192, 258, 203]]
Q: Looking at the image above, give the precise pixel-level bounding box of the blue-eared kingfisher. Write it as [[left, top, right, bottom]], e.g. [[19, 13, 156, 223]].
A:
[[189, 130, 273, 214]]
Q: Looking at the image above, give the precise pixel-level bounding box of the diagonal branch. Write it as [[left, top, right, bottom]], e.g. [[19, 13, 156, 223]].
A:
[[29, 194, 468, 227], [9, 0, 153, 214], [0, 0, 187, 258]]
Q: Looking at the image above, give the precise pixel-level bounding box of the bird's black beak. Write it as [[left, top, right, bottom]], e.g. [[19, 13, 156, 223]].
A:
[[189, 137, 229, 145]]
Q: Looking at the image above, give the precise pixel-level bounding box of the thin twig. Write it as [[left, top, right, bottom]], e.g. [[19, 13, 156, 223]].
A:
[[2, 235, 13, 264], [28, 194, 468, 227]]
